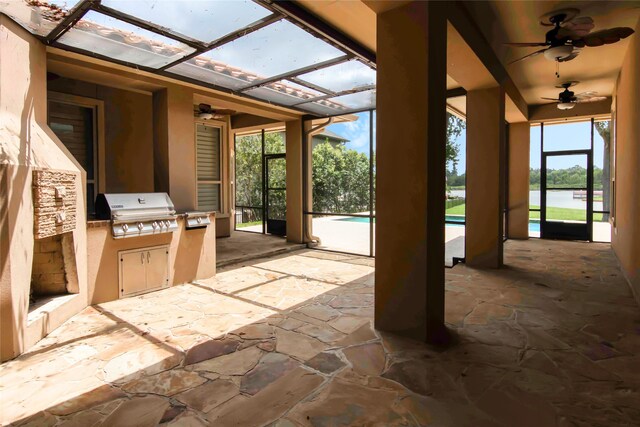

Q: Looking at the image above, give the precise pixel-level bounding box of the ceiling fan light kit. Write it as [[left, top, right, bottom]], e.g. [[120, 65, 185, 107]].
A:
[[557, 102, 576, 110], [198, 112, 214, 120], [543, 45, 574, 61]]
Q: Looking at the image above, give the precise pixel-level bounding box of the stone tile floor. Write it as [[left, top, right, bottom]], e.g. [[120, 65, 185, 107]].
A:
[[1, 239, 639, 426]]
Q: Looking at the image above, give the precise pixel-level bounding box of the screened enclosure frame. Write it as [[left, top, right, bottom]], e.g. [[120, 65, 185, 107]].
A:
[[234, 128, 287, 235], [3, 0, 376, 117], [302, 108, 376, 257], [530, 117, 612, 242], [234, 129, 266, 235]]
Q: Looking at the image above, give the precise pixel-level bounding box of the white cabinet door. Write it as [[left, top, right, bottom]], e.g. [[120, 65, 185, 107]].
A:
[[145, 247, 169, 291], [120, 251, 147, 297]]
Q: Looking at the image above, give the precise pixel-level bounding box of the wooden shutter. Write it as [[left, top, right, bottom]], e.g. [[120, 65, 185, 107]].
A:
[[48, 101, 94, 177], [196, 124, 221, 211]]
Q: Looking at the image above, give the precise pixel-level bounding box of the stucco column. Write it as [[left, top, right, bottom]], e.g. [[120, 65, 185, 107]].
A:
[[285, 119, 304, 243], [507, 122, 530, 239], [465, 87, 506, 268], [375, 2, 447, 342], [152, 85, 196, 212]]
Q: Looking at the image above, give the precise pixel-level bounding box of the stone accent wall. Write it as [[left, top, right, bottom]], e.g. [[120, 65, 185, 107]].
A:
[[31, 235, 67, 296], [33, 169, 77, 239]]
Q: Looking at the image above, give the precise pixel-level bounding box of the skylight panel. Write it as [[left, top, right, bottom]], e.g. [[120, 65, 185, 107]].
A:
[[298, 100, 348, 116], [0, 0, 82, 36], [298, 89, 376, 116], [168, 19, 344, 90], [57, 10, 195, 69], [329, 89, 376, 111], [297, 59, 376, 93], [101, 0, 272, 44], [245, 80, 323, 106]]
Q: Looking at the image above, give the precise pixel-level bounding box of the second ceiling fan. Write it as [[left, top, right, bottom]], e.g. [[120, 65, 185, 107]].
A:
[[542, 81, 607, 110]]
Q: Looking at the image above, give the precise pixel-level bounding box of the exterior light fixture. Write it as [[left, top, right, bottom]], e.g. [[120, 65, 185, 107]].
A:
[[198, 112, 213, 120], [557, 102, 575, 110]]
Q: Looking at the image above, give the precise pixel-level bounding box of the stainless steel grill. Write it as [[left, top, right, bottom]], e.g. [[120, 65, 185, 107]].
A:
[[95, 193, 179, 239]]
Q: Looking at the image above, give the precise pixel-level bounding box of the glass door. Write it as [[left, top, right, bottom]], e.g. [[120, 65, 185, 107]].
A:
[[541, 151, 592, 240], [265, 154, 286, 236]]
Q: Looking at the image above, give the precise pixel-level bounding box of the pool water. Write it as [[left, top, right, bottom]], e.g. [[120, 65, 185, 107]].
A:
[[337, 216, 542, 232]]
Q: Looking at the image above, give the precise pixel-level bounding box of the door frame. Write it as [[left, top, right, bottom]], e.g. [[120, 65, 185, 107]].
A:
[[541, 149, 593, 241], [264, 153, 287, 236]]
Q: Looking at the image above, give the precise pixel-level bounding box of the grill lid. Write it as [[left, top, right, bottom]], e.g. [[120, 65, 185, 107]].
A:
[[95, 193, 176, 220]]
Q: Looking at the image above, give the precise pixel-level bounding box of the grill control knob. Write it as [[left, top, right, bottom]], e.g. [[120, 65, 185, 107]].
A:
[[152, 221, 159, 230], [122, 224, 129, 232], [165, 220, 171, 228], [196, 217, 202, 224], [137, 222, 144, 231]]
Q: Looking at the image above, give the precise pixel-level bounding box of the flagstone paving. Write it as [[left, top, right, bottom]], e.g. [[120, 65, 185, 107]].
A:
[[1, 240, 639, 426]]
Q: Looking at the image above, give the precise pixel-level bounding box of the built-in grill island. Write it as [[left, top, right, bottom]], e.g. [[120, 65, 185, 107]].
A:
[[184, 211, 211, 229], [96, 193, 179, 238]]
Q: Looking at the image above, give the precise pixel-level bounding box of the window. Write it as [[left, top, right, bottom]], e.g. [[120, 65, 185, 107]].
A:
[[48, 98, 99, 215], [196, 123, 222, 212]]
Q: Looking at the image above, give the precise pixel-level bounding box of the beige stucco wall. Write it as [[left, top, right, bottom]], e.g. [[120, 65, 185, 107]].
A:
[[48, 78, 155, 193], [507, 122, 530, 239], [87, 216, 216, 304], [465, 87, 506, 268], [0, 17, 88, 361], [612, 18, 640, 305], [375, 2, 447, 341], [286, 119, 304, 243]]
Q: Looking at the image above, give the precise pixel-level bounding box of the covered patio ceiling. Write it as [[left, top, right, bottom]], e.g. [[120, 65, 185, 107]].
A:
[[0, 0, 377, 117]]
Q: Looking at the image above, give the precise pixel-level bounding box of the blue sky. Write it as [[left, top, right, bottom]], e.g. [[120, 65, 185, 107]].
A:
[[328, 114, 607, 172], [325, 112, 372, 155]]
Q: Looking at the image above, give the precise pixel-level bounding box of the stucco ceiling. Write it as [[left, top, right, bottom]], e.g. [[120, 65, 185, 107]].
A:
[[470, 1, 640, 106], [294, 0, 639, 112]]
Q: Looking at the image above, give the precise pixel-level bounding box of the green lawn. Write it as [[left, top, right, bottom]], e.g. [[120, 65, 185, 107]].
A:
[[529, 206, 603, 222], [446, 203, 604, 222], [446, 204, 466, 216], [237, 220, 262, 228]]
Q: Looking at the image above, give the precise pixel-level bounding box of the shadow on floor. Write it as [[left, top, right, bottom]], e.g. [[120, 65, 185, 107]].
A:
[[2, 240, 639, 426]]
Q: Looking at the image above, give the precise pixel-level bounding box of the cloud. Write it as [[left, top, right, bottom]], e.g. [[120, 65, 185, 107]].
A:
[[328, 112, 371, 153]]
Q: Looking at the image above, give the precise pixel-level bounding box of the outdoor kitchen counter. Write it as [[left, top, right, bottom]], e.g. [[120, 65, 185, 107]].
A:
[[86, 213, 216, 304], [86, 211, 217, 226]]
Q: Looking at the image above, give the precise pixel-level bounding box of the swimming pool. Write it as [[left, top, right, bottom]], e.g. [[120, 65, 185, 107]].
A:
[[336, 216, 542, 232]]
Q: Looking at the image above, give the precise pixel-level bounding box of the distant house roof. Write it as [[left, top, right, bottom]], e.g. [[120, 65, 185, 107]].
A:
[[314, 129, 349, 143]]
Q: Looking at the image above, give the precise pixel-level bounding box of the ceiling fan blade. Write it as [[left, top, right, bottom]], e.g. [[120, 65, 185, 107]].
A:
[[508, 48, 547, 65], [577, 96, 607, 103], [560, 16, 595, 38], [212, 109, 236, 115], [574, 91, 597, 98], [579, 27, 635, 47], [541, 97, 559, 101], [504, 42, 548, 47]]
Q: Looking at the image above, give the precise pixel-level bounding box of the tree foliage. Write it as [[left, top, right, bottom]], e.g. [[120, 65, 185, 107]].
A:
[[446, 112, 465, 169], [529, 165, 605, 189], [594, 121, 611, 219], [312, 140, 371, 213], [235, 112, 468, 221]]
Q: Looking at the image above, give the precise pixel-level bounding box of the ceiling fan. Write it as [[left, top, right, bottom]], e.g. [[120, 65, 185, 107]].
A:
[[195, 103, 236, 120], [542, 81, 607, 110], [507, 8, 635, 74]]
